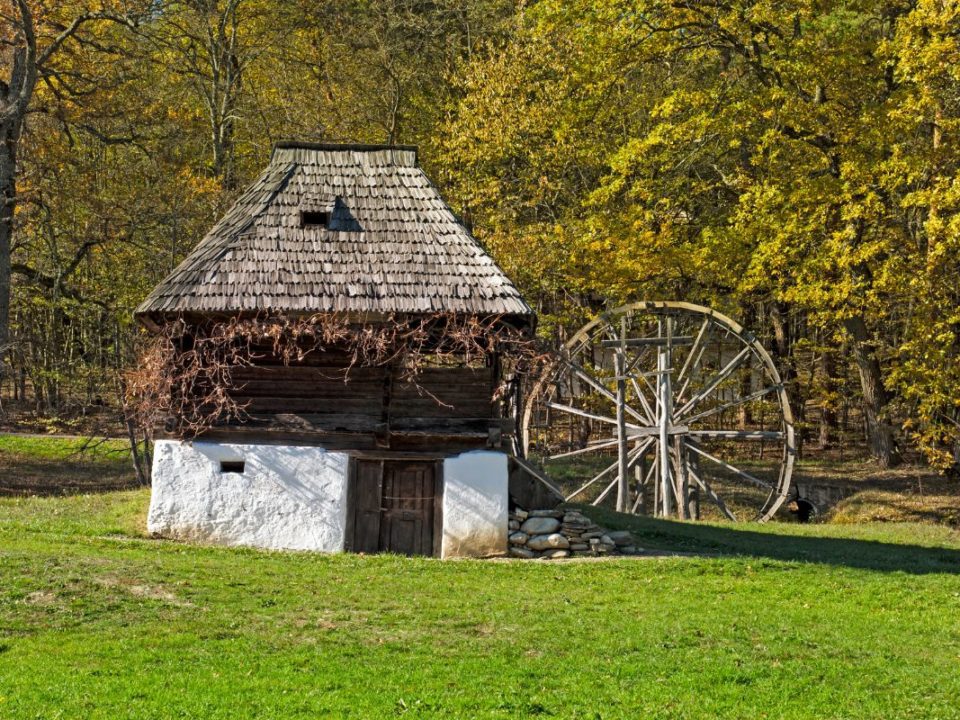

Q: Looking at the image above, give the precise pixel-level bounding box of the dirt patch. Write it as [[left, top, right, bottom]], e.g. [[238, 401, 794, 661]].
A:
[[95, 576, 193, 607], [829, 490, 960, 526], [0, 432, 140, 497], [24, 590, 57, 606], [792, 464, 960, 525]]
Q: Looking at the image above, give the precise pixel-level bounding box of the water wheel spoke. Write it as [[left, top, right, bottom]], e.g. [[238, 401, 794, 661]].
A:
[[549, 436, 619, 461], [565, 437, 653, 501], [600, 326, 660, 410], [683, 448, 738, 521], [686, 430, 783, 440], [592, 475, 620, 505], [681, 384, 781, 426], [676, 317, 710, 385], [628, 376, 658, 421], [685, 439, 773, 491], [565, 457, 620, 501], [545, 401, 644, 430], [675, 345, 752, 418], [566, 360, 652, 425]]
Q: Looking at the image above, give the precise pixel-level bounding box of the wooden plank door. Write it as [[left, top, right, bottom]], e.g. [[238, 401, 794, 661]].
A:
[[349, 459, 439, 556], [351, 460, 383, 554], [379, 461, 436, 556]]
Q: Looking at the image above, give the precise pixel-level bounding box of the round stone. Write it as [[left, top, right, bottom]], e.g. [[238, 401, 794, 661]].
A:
[[527, 533, 571, 551], [520, 517, 561, 535], [509, 546, 536, 559], [508, 531, 529, 546], [528, 509, 564, 518]]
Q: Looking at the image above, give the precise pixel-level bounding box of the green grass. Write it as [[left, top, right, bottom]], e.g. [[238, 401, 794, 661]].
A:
[[0, 432, 137, 496], [2, 491, 960, 718], [0, 433, 129, 461]]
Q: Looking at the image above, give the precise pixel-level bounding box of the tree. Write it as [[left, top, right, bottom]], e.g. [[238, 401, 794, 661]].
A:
[[438, 0, 960, 467], [0, 0, 144, 376]]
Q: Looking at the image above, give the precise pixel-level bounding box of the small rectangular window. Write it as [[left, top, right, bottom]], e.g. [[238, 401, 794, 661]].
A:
[[220, 460, 245, 474], [301, 210, 329, 227]]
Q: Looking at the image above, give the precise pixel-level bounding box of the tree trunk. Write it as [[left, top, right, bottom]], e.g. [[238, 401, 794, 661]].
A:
[[843, 315, 898, 467], [818, 346, 838, 449], [0, 129, 16, 376], [738, 302, 755, 430], [769, 302, 804, 457]]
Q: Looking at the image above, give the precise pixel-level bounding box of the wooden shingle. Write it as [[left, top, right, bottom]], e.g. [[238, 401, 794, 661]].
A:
[[136, 142, 533, 322]]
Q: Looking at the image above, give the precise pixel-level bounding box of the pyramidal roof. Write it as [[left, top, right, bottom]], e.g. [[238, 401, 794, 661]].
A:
[[135, 142, 533, 321]]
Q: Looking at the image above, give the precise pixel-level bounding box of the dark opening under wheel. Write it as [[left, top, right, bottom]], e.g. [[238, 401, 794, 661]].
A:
[[522, 301, 796, 521]]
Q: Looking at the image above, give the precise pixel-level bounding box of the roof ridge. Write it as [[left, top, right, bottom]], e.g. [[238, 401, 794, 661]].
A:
[[272, 140, 418, 156]]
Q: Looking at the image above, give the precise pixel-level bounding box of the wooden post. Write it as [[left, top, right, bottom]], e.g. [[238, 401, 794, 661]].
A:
[[652, 453, 660, 514], [673, 436, 689, 520], [615, 318, 630, 512], [688, 447, 702, 520], [634, 443, 645, 514], [658, 317, 674, 517]]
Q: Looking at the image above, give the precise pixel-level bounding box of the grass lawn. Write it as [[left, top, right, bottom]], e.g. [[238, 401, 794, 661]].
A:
[[1, 488, 960, 719], [0, 433, 137, 496]]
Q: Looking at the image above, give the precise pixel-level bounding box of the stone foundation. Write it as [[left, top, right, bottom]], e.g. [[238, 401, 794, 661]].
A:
[[507, 506, 641, 559]]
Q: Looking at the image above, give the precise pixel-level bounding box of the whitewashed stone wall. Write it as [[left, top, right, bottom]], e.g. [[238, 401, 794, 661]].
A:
[[148, 440, 349, 552], [441, 451, 509, 559]]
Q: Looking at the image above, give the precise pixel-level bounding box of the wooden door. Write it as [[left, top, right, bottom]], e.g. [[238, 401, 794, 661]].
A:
[[350, 459, 384, 554], [348, 459, 439, 556]]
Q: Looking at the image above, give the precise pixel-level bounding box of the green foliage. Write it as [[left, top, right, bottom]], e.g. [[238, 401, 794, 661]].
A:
[[437, 0, 960, 464], [7, 0, 960, 465]]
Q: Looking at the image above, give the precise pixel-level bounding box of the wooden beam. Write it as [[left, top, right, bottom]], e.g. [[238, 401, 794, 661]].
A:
[[511, 455, 565, 501], [686, 430, 783, 440], [600, 337, 695, 348], [615, 325, 630, 512], [684, 440, 773, 490]]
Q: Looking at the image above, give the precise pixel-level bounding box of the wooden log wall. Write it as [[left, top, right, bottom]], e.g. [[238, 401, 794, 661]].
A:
[[196, 345, 505, 451]]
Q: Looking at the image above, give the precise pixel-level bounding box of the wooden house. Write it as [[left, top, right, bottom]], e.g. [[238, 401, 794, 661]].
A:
[[135, 142, 535, 558]]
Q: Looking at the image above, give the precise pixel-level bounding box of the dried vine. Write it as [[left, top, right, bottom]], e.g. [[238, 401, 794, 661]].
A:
[[126, 312, 542, 438]]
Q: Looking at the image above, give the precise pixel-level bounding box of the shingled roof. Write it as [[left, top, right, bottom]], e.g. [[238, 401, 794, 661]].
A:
[[135, 142, 533, 322]]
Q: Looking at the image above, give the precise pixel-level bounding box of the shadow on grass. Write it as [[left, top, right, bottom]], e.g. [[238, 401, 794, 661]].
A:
[[0, 456, 139, 497], [580, 505, 960, 575]]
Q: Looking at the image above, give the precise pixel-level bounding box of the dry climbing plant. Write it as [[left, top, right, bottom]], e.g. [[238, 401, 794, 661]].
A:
[[125, 312, 542, 439]]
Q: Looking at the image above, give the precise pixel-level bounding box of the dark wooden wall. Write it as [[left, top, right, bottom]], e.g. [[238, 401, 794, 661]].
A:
[[196, 346, 507, 451]]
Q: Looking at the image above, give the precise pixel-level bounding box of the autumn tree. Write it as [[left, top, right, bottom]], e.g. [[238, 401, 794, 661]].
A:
[[0, 0, 149, 378], [439, 0, 960, 467]]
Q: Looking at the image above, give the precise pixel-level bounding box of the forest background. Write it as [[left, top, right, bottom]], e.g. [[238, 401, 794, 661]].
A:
[[1, 0, 959, 471]]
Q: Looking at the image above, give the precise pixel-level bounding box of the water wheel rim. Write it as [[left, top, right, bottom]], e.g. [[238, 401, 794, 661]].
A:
[[522, 300, 796, 522]]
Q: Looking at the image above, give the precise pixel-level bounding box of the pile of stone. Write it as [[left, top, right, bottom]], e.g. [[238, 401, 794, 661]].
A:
[[507, 507, 641, 560]]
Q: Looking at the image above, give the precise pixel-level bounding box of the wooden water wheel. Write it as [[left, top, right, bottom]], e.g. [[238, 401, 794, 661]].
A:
[[522, 301, 796, 521]]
